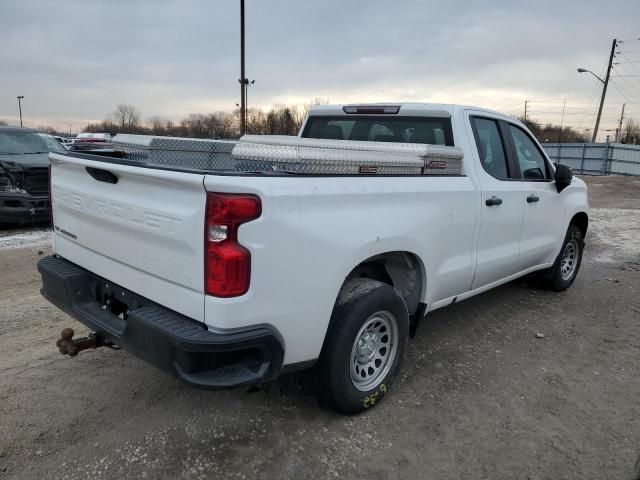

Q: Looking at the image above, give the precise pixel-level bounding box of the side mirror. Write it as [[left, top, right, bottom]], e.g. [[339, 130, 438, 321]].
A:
[[554, 164, 573, 193]]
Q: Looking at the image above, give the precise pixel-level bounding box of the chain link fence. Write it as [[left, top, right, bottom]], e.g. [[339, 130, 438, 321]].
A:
[[543, 143, 640, 176]]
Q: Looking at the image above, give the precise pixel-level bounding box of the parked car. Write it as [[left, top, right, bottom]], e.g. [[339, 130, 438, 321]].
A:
[[53, 136, 73, 149], [71, 132, 112, 151], [38, 103, 589, 413], [0, 126, 63, 225]]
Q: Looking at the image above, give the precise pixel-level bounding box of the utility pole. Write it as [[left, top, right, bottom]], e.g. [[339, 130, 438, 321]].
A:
[[17, 96, 24, 127], [558, 99, 566, 143], [239, 0, 246, 136], [592, 39, 617, 143], [616, 103, 626, 143], [524, 100, 528, 122]]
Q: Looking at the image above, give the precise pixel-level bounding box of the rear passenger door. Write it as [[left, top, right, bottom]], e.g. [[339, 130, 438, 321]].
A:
[[504, 123, 565, 269], [468, 115, 525, 289]]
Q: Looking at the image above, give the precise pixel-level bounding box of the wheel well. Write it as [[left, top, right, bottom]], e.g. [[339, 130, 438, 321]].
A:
[[345, 251, 424, 317], [571, 212, 589, 237]]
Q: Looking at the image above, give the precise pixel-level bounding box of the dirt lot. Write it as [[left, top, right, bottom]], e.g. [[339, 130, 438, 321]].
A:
[[1, 175, 639, 480]]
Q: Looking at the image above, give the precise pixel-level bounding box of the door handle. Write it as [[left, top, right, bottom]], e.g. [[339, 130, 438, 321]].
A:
[[86, 167, 119, 184], [527, 194, 540, 203], [485, 196, 503, 206]]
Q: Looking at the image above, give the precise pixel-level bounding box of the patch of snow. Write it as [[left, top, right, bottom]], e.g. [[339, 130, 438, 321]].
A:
[[0, 229, 52, 250], [588, 208, 640, 263]]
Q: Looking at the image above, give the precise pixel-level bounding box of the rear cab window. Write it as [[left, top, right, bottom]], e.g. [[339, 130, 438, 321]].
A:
[[302, 116, 454, 146]]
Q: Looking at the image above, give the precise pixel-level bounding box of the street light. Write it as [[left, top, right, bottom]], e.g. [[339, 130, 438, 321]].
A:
[[577, 67, 608, 143], [576, 68, 605, 84], [17, 96, 24, 127], [576, 39, 617, 143]]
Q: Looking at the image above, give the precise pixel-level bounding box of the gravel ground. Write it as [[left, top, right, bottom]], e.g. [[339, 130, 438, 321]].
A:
[[1, 175, 639, 480]]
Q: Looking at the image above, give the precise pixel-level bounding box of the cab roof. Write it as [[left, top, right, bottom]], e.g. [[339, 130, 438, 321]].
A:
[[308, 103, 513, 120]]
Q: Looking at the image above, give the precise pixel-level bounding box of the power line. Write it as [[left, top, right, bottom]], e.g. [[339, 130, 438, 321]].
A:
[[511, 35, 640, 138], [523, 105, 619, 110], [611, 71, 640, 91], [613, 75, 640, 95], [617, 52, 640, 74], [527, 109, 620, 114], [500, 103, 527, 113], [611, 65, 640, 94], [527, 99, 597, 104], [611, 84, 640, 101], [610, 81, 640, 104]]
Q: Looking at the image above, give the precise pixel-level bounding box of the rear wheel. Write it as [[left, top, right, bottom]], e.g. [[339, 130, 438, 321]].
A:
[[317, 279, 409, 414], [541, 225, 584, 291]]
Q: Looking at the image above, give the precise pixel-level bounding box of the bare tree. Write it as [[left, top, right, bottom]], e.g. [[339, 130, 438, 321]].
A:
[[112, 104, 141, 132], [622, 119, 640, 145], [83, 98, 333, 139], [266, 105, 302, 135], [246, 107, 267, 135], [147, 116, 169, 136], [36, 125, 60, 135], [302, 97, 330, 118], [84, 118, 116, 134], [181, 113, 208, 138], [517, 115, 589, 143], [217, 112, 237, 138]]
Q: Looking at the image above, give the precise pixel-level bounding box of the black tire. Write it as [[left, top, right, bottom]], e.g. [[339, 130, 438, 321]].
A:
[[541, 224, 584, 291], [317, 279, 409, 414]]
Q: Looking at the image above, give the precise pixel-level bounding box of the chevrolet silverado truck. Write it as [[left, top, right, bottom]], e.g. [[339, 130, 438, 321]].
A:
[[38, 103, 588, 413]]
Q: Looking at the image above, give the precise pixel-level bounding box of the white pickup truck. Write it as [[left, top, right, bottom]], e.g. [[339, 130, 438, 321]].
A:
[[38, 103, 589, 413]]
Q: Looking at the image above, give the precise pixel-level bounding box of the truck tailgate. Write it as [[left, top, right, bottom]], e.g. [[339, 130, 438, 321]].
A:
[[49, 152, 207, 322]]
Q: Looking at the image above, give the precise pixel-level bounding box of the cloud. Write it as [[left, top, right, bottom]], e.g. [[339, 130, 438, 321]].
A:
[[1, 0, 638, 135]]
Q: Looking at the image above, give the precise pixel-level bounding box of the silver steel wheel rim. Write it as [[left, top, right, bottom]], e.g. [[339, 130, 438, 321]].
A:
[[349, 310, 398, 392], [560, 239, 579, 280]]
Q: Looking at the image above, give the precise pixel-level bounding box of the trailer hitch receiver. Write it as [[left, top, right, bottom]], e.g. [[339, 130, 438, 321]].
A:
[[55, 328, 120, 357]]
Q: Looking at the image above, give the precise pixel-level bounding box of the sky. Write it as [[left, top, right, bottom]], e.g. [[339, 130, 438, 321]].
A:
[[1, 0, 639, 140]]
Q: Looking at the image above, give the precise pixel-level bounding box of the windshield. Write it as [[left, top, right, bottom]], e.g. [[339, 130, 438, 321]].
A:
[[0, 132, 64, 154], [302, 115, 454, 146]]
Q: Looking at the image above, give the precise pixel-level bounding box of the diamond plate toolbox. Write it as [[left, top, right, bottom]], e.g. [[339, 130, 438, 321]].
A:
[[111, 134, 464, 176]]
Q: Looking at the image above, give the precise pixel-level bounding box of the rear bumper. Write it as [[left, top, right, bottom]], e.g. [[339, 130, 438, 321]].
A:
[[0, 193, 50, 224], [37, 255, 284, 388]]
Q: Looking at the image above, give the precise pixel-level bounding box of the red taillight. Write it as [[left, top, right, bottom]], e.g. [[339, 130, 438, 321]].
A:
[[205, 193, 261, 297]]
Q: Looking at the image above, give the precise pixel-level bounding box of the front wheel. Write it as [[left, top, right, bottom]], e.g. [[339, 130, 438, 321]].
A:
[[541, 225, 584, 291], [317, 279, 409, 414]]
